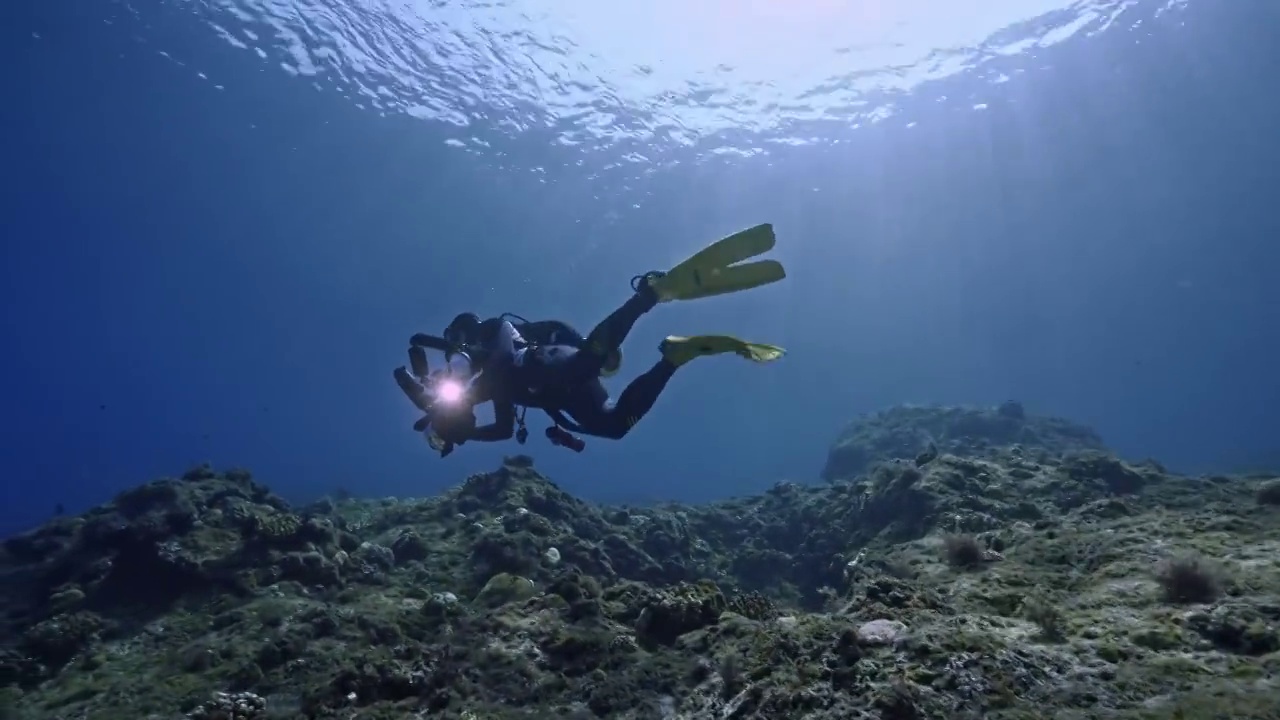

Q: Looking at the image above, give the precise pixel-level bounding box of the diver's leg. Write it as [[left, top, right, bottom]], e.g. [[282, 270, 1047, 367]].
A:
[[568, 284, 660, 377], [608, 359, 677, 430], [564, 359, 678, 440]]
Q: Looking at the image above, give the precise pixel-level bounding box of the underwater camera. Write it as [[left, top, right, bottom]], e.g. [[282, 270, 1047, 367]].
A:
[[418, 350, 478, 449]]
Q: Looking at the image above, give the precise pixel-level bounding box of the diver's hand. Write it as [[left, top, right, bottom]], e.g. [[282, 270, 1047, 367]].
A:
[[433, 420, 473, 446], [395, 367, 432, 413], [420, 418, 457, 457]]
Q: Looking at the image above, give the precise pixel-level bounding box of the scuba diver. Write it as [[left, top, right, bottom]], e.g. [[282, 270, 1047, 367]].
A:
[[392, 346, 478, 457], [393, 223, 788, 456], [393, 312, 621, 455]]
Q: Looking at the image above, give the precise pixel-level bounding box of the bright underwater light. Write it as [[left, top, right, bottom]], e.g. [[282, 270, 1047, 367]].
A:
[[435, 379, 465, 405]]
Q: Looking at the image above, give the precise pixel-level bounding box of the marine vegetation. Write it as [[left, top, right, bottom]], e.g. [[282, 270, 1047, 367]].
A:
[[2, 403, 1279, 719]]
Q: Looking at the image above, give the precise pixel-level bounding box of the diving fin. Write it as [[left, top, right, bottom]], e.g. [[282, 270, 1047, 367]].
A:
[[660, 335, 787, 367], [734, 339, 787, 363], [668, 259, 785, 301], [676, 223, 778, 271], [649, 223, 786, 302]]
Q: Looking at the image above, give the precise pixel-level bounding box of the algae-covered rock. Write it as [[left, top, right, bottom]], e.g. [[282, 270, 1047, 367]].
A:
[[2, 411, 1279, 720], [1186, 603, 1280, 655], [725, 590, 778, 621], [47, 586, 86, 614], [856, 618, 908, 646], [823, 403, 1106, 480], [1064, 451, 1150, 494], [475, 573, 537, 608], [187, 690, 267, 719], [389, 530, 429, 563], [635, 580, 726, 645]]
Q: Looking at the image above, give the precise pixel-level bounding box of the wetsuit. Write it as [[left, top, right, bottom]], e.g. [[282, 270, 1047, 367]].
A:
[[463, 288, 678, 441], [512, 319, 583, 348]]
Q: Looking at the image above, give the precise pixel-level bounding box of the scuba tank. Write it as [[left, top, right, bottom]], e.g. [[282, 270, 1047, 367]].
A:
[[500, 313, 623, 377]]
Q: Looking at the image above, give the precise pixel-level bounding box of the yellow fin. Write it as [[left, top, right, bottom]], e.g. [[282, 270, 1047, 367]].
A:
[[651, 224, 784, 301]]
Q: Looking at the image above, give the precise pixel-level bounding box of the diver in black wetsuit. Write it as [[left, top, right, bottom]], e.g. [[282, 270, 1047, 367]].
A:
[[396, 222, 791, 455], [429, 311, 621, 377], [402, 280, 787, 455], [422, 280, 673, 448]]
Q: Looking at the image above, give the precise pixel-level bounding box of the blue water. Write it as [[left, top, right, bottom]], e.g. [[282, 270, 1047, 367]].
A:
[[3, 0, 1278, 535]]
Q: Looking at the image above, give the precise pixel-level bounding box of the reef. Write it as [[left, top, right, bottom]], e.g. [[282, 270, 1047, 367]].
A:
[[2, 404, 1280, 719], [822, 400, 1108, 480]]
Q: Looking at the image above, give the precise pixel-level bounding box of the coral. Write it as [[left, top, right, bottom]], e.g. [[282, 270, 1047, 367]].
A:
[[726, 591, 778, 621], [635, 580, 726, 645], [2, 407, 1279, 719], [248, 510, 300, 541], [1155, 554, 1224, 604], [187, 690, 267, 719], [942, 534, 985, 569]]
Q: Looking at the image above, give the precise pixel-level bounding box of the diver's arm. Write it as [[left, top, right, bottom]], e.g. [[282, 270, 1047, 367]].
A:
[[463, 372, 516, 441], [459, 324, 519, 442], [410, 333, 454, 352], [468, 397, 516, 442]]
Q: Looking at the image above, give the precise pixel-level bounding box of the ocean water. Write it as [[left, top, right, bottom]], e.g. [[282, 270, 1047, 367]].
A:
[[2, 0, 1278, 534]]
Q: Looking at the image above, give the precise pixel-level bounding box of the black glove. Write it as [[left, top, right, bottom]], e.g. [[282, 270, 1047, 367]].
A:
[[414, 412, 473, 439], [395, 367, 432, 413], [414, 415, 456, 458], [432, 409, 477, 445]]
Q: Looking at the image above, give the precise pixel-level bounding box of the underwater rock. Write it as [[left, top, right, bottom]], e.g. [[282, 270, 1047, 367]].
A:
[[914, 442, 939, 467], [503, 454, 535, 469], [277, 551, 340, 588], [635, 580, 726, 645], [46, 586, 86, 614], [1186, 602, 1280, 655], [725, 590, 778, 621], [1063, 452, 1149, 494], [823, 403, 1106, 480], [997, 399, 1026, 420], [475, 572, 537, 608], [389, 530, 429, 563], [3, 416, 1279, 720], [543, 546, 561, 566], [1256, 479, 1280, 505], [352, 541, 395, 571], [19, 612, 113, 677], [855, 618, 907, 646], [187, 690, 267, 720]]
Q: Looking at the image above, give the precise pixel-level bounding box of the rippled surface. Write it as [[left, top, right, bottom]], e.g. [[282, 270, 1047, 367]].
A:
[[185, 0, 1185, 157]]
